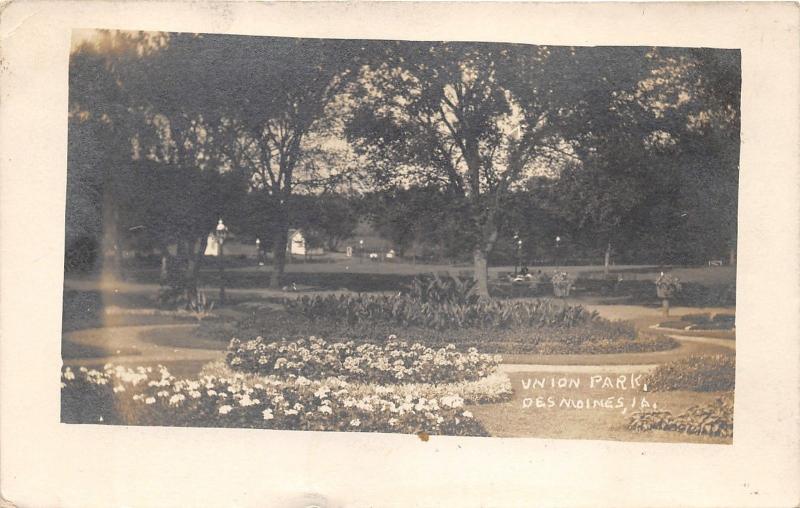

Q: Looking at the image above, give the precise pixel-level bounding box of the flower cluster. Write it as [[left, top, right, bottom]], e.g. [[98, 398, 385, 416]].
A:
[[655, 272, 682, 297], [201, 360, 513, 405], [61, 364, 489, 436], [550, 271, 574, 287], [550, 271, 575, 296], [225, 336, 501, 384]]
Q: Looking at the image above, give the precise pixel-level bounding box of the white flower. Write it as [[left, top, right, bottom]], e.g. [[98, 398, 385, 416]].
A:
[[145, 397, 156, 405], [318, 405, 333, 415], [207, 390, 217, 396], [63, 369, 75, 381], [440, 395, 464, 409], [262, 409, 274, 420], [218, 405, 233, 415], [388, 417, 398, 426], [169, 394, 185, 406], [462, 410, 473, 418], [350, 418, 361, 427]]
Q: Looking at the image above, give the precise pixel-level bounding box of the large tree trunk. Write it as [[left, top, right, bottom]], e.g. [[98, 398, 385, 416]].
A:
[[271, 231, 288, 288], [603, 242, 612, 276], [184, 236, 207, 306], [270, 209, 289, 289], [472, 225, 499, 298], [473, 248, 490, 298]]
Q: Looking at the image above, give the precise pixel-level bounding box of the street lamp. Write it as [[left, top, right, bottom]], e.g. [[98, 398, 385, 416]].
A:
[[555, 236, 562, 271], [359, 239, 364, 264], [215, 218, 228, 305], [255, 238, 263, 266], [513, 232, 521, 276]]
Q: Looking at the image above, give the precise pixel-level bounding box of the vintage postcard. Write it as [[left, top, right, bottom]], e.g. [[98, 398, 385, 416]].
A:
[[1, 2, 798, 507], [61, 29, 739, 442]]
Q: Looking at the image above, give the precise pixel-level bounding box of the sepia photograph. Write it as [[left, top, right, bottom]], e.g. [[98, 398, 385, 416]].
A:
[[60, 29, 741, 443], [3, 2, 800, 507]]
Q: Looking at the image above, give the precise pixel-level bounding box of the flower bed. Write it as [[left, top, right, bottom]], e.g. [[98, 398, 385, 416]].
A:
[[202, 360, 513, 405], [658, 313, 735, 331], [285, 294, 598, 330], [61, 365, 488, 436], [225, 336, 501, 384], [531, 334, 678, 355], [643, 354, 735, 392], [628, 396, 733, 437]]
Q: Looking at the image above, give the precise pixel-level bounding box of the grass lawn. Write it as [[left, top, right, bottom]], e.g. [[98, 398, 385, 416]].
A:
[[105, 261, 736, 289], [469, 371, 732, 443], [501, 339, 733, 365]]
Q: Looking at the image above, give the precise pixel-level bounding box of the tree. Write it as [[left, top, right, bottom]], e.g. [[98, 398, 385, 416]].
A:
[[68, 31, 155, 275], [112, 33, 250, 299], [347, 43, 632, 296], [203, 36, 365, 287], [546, 47, 740, 269], [292, 194, 358, 252]]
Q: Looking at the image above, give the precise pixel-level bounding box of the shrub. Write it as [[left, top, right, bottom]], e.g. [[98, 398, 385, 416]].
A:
[[61, 365, 488, 436], [225, 336, 501, 384], [672, 313, 735, 330], [405, 275, 479, 306], [533, 334, 678, 355], [644, 354, 735, 392], [551, 271, 575, 296], [655, 273, 682, 299], [285, 294, 598, 331], [628, 396, 733, 437], [188, 290, 215, 321]]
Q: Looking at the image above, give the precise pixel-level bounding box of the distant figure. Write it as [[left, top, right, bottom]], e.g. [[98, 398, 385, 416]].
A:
[[520, 266, 529, 276]]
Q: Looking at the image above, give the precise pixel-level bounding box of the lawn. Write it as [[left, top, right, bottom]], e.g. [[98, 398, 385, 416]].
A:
[[114, 261, 736, 292], [469, 371, 732, 444]]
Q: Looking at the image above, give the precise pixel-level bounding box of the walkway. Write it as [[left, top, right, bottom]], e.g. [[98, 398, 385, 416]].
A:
[[62, 323, 225, 368]]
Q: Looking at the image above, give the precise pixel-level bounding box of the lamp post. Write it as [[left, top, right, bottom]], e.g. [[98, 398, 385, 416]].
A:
[[555, 236, 562, 271], [359, 239, 364, 264], [256, 238, 263, 266], [513, 233, 521, 276], [215, 218, 228, 305]]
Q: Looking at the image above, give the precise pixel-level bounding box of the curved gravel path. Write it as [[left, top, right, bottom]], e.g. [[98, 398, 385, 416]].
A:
[[63, 319, 733, 379], [62, 323, 225, 368], [498, 334, 734, 374]]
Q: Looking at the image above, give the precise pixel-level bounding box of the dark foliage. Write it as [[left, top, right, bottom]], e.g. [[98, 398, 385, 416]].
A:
[[285, 293, 598, 331], [644, 354, 735, 392], [628, 395, 733, 437]]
